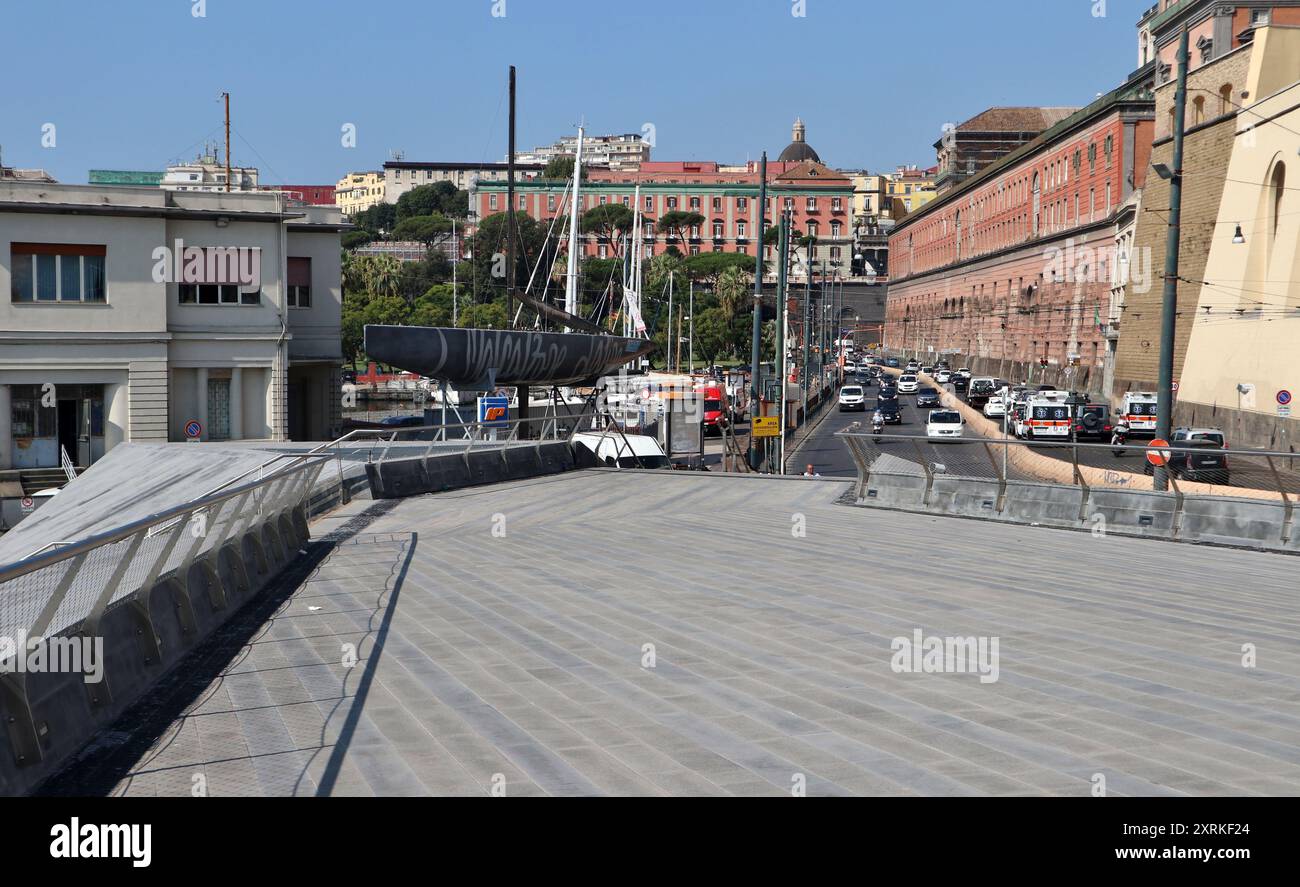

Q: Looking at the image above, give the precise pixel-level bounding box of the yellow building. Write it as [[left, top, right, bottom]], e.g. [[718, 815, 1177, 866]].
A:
[[1176, 24, 1300, 448], [885, 165, 938, 217], [850, 172, 887, 222], [335, 171, 385, 217]]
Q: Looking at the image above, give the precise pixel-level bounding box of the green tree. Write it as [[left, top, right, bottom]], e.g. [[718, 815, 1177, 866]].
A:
[[645, 252, 686, 301], [714, 265, 752, 322], [350, 202, 396, 235], [466, 211, 552, 301], [580, 203, 635, 257], [392, 213, 453, 249], [683, 251, 753, 289], [658, 210, 705, 256], [458, 301, 508, 329], [342, 230, 375, 250], [542, 155, 586, 181], [343, 254, 403, 298]]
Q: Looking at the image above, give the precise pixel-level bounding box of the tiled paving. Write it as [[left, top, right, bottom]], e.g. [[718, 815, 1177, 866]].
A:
[[59, 471, 1300, 796]]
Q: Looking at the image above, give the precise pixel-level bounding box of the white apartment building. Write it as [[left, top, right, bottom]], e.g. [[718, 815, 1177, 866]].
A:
[[0, 182, 345, 471], [161, 149, 259, 193], [513, 133, 650, 171], [383, 161, 544, 206]]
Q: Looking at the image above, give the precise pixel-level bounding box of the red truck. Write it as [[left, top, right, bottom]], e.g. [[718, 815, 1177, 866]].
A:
[[693, 381, 730, 434]]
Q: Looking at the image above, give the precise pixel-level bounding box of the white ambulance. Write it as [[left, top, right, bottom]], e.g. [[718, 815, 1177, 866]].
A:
[[1121, 391, 1159, 434], [1019, 392, 1074, 440]]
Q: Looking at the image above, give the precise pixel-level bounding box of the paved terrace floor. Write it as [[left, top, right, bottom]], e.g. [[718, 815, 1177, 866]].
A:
[[46, 471, 1300, 796]]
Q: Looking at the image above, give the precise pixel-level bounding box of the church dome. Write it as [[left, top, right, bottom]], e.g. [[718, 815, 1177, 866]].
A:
[[778, 118, 821, 163]]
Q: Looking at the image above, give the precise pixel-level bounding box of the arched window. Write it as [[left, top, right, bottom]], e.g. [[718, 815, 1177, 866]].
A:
[[955, 209, 963, 261], [1219, 84, 1233, 115]]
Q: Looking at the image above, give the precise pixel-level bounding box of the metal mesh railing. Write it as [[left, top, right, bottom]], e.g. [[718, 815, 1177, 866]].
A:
[[837, 430, 1299, 542], [0, 457, 327, 647]]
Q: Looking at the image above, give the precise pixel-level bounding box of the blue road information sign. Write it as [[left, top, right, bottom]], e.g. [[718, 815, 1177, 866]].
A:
[[1278, 389, 1293, 406], [184, 419, 203, 439], [477, 396, 510, 429]]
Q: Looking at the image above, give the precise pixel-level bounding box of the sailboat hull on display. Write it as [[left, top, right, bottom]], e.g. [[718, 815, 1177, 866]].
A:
[[364, 325, 657, 388]]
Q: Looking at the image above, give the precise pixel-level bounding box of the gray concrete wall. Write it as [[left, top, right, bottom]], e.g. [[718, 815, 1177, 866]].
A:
[[851, 468, 1297, 554]]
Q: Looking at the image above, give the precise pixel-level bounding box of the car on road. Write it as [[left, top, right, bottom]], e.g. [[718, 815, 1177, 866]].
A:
[[877, 382, 898, 399], [838, 385, 867, 412], [905, 361, 920, 372], [897, 374, 919, 394], [925, 409, 965, 440], [916, 386, 942, 408], [934, 369, 952, 384], [1173, 426, 1227, 448], [1144, 439, 1230, 485], [1070, 403, 1113, 441], [920, 365, 935, 376], [967, 376, 999, 406], [877, 399, 904, 424], [956, 367, 972, 378], [983, 395, 1007, 418], [886, 357, 901, 368], [952, 374, 969, 394]]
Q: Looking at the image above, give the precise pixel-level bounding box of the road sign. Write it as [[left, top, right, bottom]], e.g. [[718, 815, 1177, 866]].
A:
[[1280, 405, 1293, 418], [1172, 380, 1180, 394], [1147, 438, 1172, 468], [183, 419, 202, 439], [1278, 389, 1293, 406], [477, 396, 510, 428], [20, 496, 34, 512], [752, 416, 781, 438]]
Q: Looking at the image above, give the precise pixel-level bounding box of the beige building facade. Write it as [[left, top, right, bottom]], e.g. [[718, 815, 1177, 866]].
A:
[[335, 171, 385, 217], [1176, 24, 1300, 448]]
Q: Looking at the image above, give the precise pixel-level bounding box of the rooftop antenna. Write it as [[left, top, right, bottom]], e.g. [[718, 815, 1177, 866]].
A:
[[221, 92, 232, 192]]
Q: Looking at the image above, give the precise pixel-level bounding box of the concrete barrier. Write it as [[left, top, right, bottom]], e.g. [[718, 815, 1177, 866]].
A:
[[365, 441, 579, 499], [850, 462, 1298, 553]]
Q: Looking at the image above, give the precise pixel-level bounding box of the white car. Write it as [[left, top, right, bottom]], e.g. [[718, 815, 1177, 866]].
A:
[[983, 396, 1007, 418], [926, 409, 965, 440], [934, 369, 952, 384], [897, 374, 919, 394], [838, 385, 867, 411]]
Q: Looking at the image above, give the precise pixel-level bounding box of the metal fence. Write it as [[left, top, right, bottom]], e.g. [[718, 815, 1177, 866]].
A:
[[0, 455, 329, 650], [837, 430, 1299, 542]]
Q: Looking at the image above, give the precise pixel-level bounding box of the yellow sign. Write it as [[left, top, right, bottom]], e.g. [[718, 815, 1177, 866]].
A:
[[752, 416, 781, 438]]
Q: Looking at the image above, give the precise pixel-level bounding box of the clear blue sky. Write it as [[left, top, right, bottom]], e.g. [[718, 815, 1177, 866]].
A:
[[0, 0, 1145, 185]]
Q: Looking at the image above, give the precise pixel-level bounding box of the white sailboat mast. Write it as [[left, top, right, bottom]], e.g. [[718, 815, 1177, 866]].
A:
[[564, 126, 585, 329]]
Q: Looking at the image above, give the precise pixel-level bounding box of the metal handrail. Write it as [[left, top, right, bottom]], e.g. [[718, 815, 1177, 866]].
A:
[[835, 430, 1300, 461], [0, 453, 332, 583]]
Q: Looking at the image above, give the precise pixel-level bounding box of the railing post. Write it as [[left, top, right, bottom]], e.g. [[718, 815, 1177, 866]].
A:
[[0, 673, 42, 768], [1167, 471, 1185, 541], [1265, 455, 1294, 543], [910, 439, 935, 507], [844, 436, 873, 502], [982, 441, 1007, 514], [1071, 444, 1091, 523]]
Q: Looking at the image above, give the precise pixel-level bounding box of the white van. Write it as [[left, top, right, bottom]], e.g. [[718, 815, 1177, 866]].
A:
[[1021, 394, 1074, 440], [1121, 392, 1159, 433]]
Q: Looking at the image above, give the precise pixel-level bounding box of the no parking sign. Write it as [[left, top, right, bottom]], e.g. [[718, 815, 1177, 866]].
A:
[[184, 419, 203, 440]]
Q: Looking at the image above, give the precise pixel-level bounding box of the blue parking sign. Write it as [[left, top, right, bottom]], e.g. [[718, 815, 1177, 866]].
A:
[[478, 396, 510, 429]]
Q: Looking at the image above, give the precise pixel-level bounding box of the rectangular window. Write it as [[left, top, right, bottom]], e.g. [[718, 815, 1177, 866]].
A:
[[737, 197, 748, 211], [489, 194, 498, 210], [548, 194, 557, 211], [806, 197, 817, 211], [180, 284, 259, 306], [712, 197, 721, 211], [288, 257, 312, 308], [737, 221, 747, 239], [645, 196, 653, 210], [667, 197, 678, 209], [10, 243, 108, 303]]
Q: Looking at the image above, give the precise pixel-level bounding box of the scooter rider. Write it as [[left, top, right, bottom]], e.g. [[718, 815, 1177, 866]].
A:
[[1111, 416, 1130, 455]]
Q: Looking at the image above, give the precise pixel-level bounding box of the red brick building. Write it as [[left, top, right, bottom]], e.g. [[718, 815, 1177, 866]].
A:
[[884, 75, 1154, 391], [259, 184, 337, 206], [473, 159, 855, 277]]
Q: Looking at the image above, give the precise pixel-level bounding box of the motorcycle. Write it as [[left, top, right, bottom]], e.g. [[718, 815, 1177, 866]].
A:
[[871, 417, 885, 444], [1111, 424, 1130, 457]]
